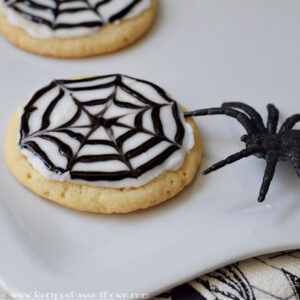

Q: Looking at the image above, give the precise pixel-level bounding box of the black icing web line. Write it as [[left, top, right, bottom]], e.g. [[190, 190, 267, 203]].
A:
[[19, 74, 185, 182], [4, 0, 144, 30]]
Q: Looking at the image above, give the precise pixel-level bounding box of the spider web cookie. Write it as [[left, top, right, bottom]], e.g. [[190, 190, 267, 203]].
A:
[[0, 0, 157, 57], [19, 74, 194, 187]]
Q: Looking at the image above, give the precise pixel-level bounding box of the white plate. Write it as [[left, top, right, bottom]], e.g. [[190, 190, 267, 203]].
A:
[[1, 0, 300, 298]]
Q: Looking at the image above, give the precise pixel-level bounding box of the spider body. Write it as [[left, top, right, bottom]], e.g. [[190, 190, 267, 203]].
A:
[[184, 102, 300, 202], [242, 130, 300, 161]]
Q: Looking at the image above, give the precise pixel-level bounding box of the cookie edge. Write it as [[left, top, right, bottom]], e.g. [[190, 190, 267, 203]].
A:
[[0, 0, 157, 58]]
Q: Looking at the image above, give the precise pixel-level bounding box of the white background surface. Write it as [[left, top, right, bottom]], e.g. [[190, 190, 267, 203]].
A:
[[0, 0, 300, 298]]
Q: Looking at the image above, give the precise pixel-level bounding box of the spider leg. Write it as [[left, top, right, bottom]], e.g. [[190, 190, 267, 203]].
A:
[[267, 104, 279, 134], [258, 151, 278, 202], [279, 114, 300, 132], [184, 107, 257, 135], [222, 102, 266, 132], [203, 146, 263, 175]]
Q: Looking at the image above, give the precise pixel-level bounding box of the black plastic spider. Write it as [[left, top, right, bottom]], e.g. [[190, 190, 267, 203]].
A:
[[184, 102, 300, 202]]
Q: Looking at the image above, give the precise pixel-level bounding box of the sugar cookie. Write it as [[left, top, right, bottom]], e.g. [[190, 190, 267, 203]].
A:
[[0, 0, 157, 57], [4, 75, 202, 213]]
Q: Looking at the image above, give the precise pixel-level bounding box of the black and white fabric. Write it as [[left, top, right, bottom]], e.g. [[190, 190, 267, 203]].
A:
[[154, 250, 300, 300]]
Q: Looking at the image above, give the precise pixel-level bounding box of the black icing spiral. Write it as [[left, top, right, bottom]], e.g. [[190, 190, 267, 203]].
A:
[[19, 74, 186, 182], [4, 0, 147, 30]]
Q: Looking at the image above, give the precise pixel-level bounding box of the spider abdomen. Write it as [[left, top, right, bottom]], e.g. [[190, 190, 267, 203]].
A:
[[277, 130, 300, 162]]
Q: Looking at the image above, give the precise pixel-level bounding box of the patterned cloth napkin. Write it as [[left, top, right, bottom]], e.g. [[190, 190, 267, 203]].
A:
[[153, 250, 300, 300]]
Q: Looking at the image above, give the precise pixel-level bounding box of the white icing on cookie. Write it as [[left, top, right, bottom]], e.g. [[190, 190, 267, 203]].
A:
[[18, 75, 195, 188], [0, 0, 151, 38]]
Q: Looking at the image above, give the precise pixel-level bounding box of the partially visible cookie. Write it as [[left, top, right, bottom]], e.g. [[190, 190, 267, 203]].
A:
[[0, 0, 157, 58], [4, 75, 202, 214]]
